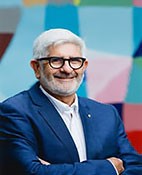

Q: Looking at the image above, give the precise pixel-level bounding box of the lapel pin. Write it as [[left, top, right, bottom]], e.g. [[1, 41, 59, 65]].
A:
[[87, 114, 91, 118]]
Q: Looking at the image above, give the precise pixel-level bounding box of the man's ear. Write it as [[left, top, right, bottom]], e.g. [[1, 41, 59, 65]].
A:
[[30, 59, 41, 79], [83, 59, 88, 70]]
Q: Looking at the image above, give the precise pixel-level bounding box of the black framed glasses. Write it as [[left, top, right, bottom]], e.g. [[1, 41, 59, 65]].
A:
[[36, 56, 86, 70]]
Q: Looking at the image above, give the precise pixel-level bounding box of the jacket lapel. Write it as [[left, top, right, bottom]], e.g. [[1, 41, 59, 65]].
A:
[[28, 82, 80, 162], [78, 97, 103, 159]]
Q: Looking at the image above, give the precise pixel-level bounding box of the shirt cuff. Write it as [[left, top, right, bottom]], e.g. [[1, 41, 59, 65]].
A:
[[107, 159, 119, 175]]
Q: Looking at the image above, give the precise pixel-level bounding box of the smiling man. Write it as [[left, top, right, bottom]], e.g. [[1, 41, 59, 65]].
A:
[[31, 41, 87, 105], [0, 28, 142, 175]]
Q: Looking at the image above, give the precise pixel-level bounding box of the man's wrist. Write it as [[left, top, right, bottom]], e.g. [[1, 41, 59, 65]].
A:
[[107, 159, 119, 175]]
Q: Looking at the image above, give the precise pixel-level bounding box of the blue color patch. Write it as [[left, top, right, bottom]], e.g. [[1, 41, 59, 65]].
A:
[[79, 6, 133, 56], [45, 4, 79, 35], [125, 58, 142, 103], [0, 0, 22, 6], [133, 7, 142, 55]]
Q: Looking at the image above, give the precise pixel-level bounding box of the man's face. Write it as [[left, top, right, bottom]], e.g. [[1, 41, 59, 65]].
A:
[[31, 43, 88, 97]]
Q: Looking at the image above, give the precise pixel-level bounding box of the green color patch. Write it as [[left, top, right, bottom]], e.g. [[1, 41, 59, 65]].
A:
[[135, 57, 142, 68], [80, 0, 133, 6]]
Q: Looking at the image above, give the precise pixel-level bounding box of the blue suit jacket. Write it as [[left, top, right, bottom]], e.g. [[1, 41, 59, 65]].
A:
[[0, 82, 142, 175]]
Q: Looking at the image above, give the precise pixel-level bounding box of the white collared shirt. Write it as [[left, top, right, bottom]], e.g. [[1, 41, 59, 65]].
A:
[[40, 86, 119, 174], [40, 86, 87, 162]]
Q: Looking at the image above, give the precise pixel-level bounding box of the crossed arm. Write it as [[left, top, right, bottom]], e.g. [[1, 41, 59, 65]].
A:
[[39, 157, 124, 174]]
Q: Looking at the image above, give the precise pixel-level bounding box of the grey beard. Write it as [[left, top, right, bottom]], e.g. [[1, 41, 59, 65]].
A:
[[40, 73, 84, 96]]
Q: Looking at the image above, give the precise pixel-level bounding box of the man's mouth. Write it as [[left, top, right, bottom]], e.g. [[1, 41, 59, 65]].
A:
[[54, 74, 76, 79], [55, 76, 74, 79]]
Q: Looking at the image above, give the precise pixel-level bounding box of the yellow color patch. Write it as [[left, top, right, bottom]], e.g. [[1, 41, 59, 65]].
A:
[[73, 0, 80, 6]]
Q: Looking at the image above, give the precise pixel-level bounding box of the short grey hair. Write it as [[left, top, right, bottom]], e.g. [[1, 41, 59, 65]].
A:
[[33, 28, 86, 59]]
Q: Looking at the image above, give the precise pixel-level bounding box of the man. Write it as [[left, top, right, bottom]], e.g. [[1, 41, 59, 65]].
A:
[[0, 28, 142, 175]]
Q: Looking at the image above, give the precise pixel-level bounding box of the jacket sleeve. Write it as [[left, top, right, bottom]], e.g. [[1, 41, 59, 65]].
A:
[[112, 107, 142, 175], [0, 103, 117, 175]]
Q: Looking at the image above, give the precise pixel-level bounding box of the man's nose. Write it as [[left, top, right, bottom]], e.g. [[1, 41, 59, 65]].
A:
[[60, 60, 73, 72]]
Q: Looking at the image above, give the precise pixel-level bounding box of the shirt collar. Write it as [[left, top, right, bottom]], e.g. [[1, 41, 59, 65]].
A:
[[40, 85, 78, 114]]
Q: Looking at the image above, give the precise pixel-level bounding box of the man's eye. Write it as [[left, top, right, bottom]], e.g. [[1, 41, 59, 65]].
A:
[[71, 58, 82, 63], [51, 57, 62, 62]]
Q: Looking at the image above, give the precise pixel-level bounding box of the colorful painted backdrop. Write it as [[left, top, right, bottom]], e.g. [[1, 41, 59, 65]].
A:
[[0, 0, 142, 153]]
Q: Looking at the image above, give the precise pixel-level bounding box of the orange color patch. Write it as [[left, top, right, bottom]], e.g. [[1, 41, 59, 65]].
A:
[[23, 0, 48, 6]]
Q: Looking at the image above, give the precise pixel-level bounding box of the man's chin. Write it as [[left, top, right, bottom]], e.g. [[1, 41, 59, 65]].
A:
[[51, 87, 77, 96]]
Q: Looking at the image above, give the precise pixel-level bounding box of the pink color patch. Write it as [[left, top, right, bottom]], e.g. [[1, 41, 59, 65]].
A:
[[133, 0, 142, 6], [123, 103, 142, 131], [95, 68, 130, 103], [86, 50, 132, 103]]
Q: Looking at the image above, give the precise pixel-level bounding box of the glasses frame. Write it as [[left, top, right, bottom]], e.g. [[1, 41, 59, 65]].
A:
[[36, 56, 86, 70]]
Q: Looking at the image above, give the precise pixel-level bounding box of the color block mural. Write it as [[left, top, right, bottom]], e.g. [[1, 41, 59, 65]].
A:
[[0, 0, 142, 153]]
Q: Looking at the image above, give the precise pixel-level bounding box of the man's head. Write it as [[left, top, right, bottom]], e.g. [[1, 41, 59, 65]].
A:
[[30, 28, 88, 99]]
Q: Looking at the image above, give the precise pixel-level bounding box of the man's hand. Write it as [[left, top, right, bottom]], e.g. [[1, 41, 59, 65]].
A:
[[38, 158, 50, 165], [107, 157, 124, 174]]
